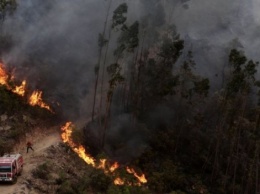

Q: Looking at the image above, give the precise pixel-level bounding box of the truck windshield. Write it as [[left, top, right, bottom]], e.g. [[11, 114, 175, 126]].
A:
[[0, 166, 11, 172]]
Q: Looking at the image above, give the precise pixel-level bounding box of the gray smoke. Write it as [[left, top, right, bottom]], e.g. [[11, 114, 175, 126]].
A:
[[2, 0, 112, 119], [171, 0, 260, 81], [1, 1, 260, 158]]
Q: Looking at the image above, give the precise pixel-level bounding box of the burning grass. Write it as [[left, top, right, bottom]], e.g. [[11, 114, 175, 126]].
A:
[[0, 62, 53, 112], [60, 122, 147, 186]]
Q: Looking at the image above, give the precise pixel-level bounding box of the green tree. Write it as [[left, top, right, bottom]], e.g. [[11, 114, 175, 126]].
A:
[[99, 2, 128, 117], [112, 3, 128, 30], [0, 0, 16, 21], [101, 63, 124, 147], [91, 0, 112, 121]]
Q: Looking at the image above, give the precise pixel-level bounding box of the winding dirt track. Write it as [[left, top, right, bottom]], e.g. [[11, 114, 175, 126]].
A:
[[0, 128, 61, 194]]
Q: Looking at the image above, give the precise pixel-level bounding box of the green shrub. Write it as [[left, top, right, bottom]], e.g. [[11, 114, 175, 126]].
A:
[[107, 185, 150, 194], [90, 169, 112, 192], [32, 162, 50, 180], [169, 191, 187, 194], [56, 180, 75, 194], [147, 160, 187, 193], [56, 171, 67, 185], [6, 128, 24, 141], [0, 85, 26, 113]]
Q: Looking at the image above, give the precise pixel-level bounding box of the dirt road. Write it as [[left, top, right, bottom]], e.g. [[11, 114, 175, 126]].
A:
[[0, 128, 61, 194]]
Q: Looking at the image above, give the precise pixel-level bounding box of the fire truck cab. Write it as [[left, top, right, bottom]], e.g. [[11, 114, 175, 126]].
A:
[[0, 153, 23, 183]]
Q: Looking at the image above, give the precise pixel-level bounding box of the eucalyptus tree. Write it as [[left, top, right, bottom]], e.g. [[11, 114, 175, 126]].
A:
[[226, 49, 258, 194], [137, 29, 184, 114], [0, 0, 16, 21], [98, 2, 128, 117], [101, 63, 124, 147], [91, 0, 112, 121], [100, 3, 129, 147], [208, 49, 260, 193], [178, 50, 209, 102]]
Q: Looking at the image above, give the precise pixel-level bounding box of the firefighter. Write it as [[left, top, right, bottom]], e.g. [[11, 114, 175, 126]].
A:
[[26, 141, 34, 153]]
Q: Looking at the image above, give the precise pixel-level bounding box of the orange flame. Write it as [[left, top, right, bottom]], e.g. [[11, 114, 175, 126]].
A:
[[114, 177, 125, 185], [29, 90, 52, 111], [61, 122, 95, 167], [0, 63, 8, 85], [126, 167, 147, 184], [98, 159, 107, 170], [0, 62, 52, 112], [13, 80, 26, 96], [74, 145, 95, 167], [110, 162, 119, 172], [61, 122, 74, 144], [60, 122, 147, 186]]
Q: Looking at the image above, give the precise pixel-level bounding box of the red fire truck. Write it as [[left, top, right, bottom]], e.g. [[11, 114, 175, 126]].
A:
[[0, 153, 23, 183]]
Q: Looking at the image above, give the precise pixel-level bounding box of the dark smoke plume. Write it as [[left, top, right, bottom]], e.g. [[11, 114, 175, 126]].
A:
[[2, 0, 260, 161]]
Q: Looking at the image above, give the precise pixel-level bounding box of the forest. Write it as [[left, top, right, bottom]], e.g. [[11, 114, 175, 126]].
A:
[[0, 0, 259, 193]]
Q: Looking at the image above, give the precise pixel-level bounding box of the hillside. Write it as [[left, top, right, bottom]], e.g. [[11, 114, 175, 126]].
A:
[[0, 1, 260, 194], [0, 89, 149, 194], [1, 127, 61, 194], [0, 118, 150, 194]]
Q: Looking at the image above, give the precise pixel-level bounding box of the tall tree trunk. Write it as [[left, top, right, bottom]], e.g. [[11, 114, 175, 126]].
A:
[[91, 0, 113, 121], [131, 30, 146, 121], [256, 143, 259, 194], [232, 127, 241, 194], [231, 95, 247, 194], [101, 92, 113, 148], [99, 27, 112, 116]]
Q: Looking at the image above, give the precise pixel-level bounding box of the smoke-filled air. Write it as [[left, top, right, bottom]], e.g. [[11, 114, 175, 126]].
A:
[[0, 0, 260, 193]]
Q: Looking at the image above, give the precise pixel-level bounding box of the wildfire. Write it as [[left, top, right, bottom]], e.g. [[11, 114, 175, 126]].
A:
[[29, 91, 52, 111], [61, 122, 95, 166], [13, 80, 26, 96], [109, 161, 119, 172], [114, 177, 125, 185], [98, 159, 107, 170], [0, 63, 8, 85], [74, 145, 95, 167], [61, 122, 73, 144], [60, 122, 147, 186], [126, 166, 148, 184], [0, 62, 52, 112]]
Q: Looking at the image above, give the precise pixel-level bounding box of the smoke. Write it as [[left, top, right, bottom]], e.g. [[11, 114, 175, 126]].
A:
[[3, 0, 259, 118], [171, 0, 260, 81], [1, 0, 260, 161], [2, 0, 109, 119]]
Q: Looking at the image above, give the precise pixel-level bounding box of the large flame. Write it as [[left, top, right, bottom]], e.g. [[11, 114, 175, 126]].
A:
[[61, 122, 95, 166], [13, 80, 26, 96], [126, 166, 148, 184], [29, 90, 52, 111], [60, 122, 147, 186], [0, 63, 8, 85], [0, 62, 52, 112]]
